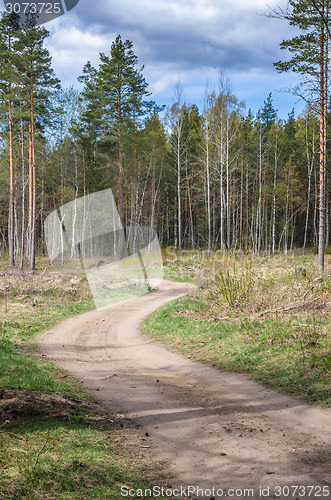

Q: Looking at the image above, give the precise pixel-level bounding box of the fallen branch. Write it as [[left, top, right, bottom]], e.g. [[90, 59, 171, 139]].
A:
[[256, 298, 318, 318], [33, 427, 50, 469], [0, 419, 11, 429], [303, 286, 314, 300]]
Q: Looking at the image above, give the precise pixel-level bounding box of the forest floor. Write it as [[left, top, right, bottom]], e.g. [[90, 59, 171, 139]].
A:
[[1, 252, 331, 499]]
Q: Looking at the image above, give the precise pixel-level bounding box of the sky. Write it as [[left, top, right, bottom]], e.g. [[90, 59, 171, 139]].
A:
[[18, 0, 307, 119]]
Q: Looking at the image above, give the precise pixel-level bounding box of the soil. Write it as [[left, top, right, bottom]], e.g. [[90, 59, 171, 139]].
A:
[[0, 387, 108, 425], [39, 280, 331, 500]]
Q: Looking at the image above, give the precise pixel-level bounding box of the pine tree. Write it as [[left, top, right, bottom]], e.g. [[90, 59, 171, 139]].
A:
[[261, 93, 278, 253], [14, 25, 59, 269], [80, 35, 150, 228], [0, 12, 20, 267], [273, 0, 330, 271]]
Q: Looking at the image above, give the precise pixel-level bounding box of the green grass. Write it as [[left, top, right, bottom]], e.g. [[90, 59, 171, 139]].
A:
[[0, 260, 175, 499], [0, 414, 172, 500], [143, 251, 331, 406], [0, 293, 94, 395], [1, 250, 330, 498]]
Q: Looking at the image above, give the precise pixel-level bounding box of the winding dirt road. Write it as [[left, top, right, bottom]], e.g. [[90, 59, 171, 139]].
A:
[[40, 280, 331, 499]]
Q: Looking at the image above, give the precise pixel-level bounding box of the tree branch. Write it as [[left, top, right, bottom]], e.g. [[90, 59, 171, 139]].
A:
[[310, 0, 331, 39], [33, 427, 50, 469]]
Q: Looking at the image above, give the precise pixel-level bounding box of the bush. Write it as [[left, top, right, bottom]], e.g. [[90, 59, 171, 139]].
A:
[[209, 261, 254, 309]]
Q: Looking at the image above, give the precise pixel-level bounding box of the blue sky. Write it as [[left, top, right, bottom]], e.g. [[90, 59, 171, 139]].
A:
[[18, 0, 306, 119]]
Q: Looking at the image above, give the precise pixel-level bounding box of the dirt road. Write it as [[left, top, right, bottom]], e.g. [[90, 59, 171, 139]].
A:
[[40, 280, 331, 499]]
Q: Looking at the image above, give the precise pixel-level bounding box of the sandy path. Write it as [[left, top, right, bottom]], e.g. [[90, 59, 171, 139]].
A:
[[40, 280, 331, 499]]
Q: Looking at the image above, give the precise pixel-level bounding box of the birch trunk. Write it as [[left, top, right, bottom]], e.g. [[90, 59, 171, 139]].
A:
[[303, 122, 315, 251], [272, 133, 278, 255]]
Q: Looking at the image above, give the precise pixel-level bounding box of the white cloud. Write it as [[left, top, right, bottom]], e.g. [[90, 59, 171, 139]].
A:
[[42, 0, 301, 117], [148, 69, 182, 95], [45, 22, 113, 86]]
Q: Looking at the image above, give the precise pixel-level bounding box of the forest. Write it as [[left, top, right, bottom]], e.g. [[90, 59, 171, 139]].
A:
[[0, 2, 330, 271], [1, 3, 331, 496]]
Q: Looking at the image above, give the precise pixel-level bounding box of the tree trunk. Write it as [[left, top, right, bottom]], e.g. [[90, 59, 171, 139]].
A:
[[303, 122, 314, 251], [219, 142, 225, 252], [240, 146, 244, 250], [257, 128, 262, 254], [177, 121, 182, 255], [29, 75, 36, 271], [30, 116, 36, 271], [272, 133, 278, 255], [20, 115, 25, 270], [318, 2, 327, 273], [185, 161, 195, 249], [117, 97, 124, 228], [8, 35, 15, 267], [9, 93, 15, 267], [205, 118, 211, 253], [226, 117, 230, 250]]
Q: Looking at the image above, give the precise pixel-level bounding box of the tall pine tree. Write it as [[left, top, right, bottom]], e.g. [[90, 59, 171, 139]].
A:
[[0, 13, 20, 267], [80, 35, 150, 227], [273, 0, 330, 272], [14, 25, 59, 269]]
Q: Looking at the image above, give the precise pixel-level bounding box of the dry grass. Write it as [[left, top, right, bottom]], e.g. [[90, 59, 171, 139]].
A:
[[144, 250, 331, 405]]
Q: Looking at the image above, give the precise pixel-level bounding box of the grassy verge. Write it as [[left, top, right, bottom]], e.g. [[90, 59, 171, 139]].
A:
[[0, 258, 175, 499], [143, 251, 331, 406], [0, 390, 172, 500], [0, 259, 94, 395]]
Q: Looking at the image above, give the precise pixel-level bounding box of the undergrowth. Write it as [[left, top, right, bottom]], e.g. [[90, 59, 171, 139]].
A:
[[144, 251, 331, 406]]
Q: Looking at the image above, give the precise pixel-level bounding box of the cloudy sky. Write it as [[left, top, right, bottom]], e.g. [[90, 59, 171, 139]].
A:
[[40, 0, 303, 118]]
